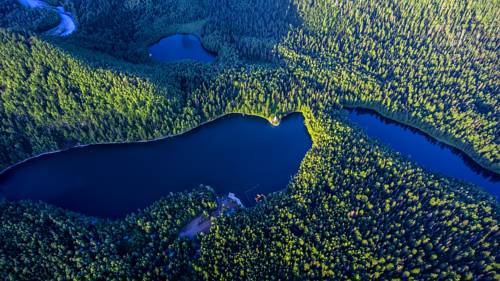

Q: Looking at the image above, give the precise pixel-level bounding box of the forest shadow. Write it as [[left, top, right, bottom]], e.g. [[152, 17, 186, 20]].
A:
[[47, 0, 304, 65], [5, 0, 317, 136], [200, 0, 303, 62], [11, 0, 308, 122]]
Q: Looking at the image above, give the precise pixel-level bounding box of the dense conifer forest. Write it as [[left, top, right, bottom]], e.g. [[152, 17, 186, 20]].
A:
[[0, 0, 499, 279]]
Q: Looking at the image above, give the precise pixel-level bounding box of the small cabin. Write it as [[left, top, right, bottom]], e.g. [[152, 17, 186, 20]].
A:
[[270, 116, 280, 126]]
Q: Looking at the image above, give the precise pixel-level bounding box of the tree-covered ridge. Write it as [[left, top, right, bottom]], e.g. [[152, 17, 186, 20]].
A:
[[0, 0, 497, 182], [200, 0, 500, 172], [0, 187, 216, 280], [275, 0, 500, 173], [7, 0, 500, 173], [33, 0, 498, 172], [0, 29, 300, 171], [0, 30, 193, 170]]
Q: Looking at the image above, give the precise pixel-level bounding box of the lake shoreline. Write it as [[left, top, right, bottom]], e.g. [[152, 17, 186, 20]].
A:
[[0, 111, 302, 177], [0, 111, 310, 217], [343, 103, 500, 175]]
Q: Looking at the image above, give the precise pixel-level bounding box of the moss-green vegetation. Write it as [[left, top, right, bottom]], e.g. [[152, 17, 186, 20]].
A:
[[202, 0, 499, 172], [0, 30, 189, 169], [0, 0, 499, 279]]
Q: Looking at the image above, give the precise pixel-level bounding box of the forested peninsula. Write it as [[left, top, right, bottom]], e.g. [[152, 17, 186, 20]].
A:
[[0, 0, 499, 280]]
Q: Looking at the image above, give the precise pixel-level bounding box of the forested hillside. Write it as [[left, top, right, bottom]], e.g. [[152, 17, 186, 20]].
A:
[[1, 187, 216, 279], [13, 0, 495, 172], [1, 106, 498, 280], [202, 0, 499, 172], [276, 0, 500, 173], [60, 0, 209, 60], [0, 0, 499, 280], [0, 30, 186, 169]]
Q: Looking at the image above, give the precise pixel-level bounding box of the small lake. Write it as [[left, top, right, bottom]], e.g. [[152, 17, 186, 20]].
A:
[[149, 34, 216, 62], [0, 114, 311, 218], [348, 109, 500, 199]]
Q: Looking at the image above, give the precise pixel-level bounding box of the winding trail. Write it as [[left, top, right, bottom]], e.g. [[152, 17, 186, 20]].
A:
[[18, 0, 76, 36]]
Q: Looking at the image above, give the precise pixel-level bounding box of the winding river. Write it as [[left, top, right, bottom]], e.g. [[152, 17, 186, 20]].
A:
[[18, 0, 76, 36], [0, 114, 311, 218], [348, 109, 499, 199]]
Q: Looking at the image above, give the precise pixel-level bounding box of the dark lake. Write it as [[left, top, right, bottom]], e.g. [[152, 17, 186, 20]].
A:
[[348, 108, 500, 199], [148, 34, 215, 62], [0, 114, 311, 218]]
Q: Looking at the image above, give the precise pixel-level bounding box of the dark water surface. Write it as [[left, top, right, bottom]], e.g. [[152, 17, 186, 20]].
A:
[[149, 34, 215, 62], [348, 109, 499, 199], [0, 114, 311, 218]]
